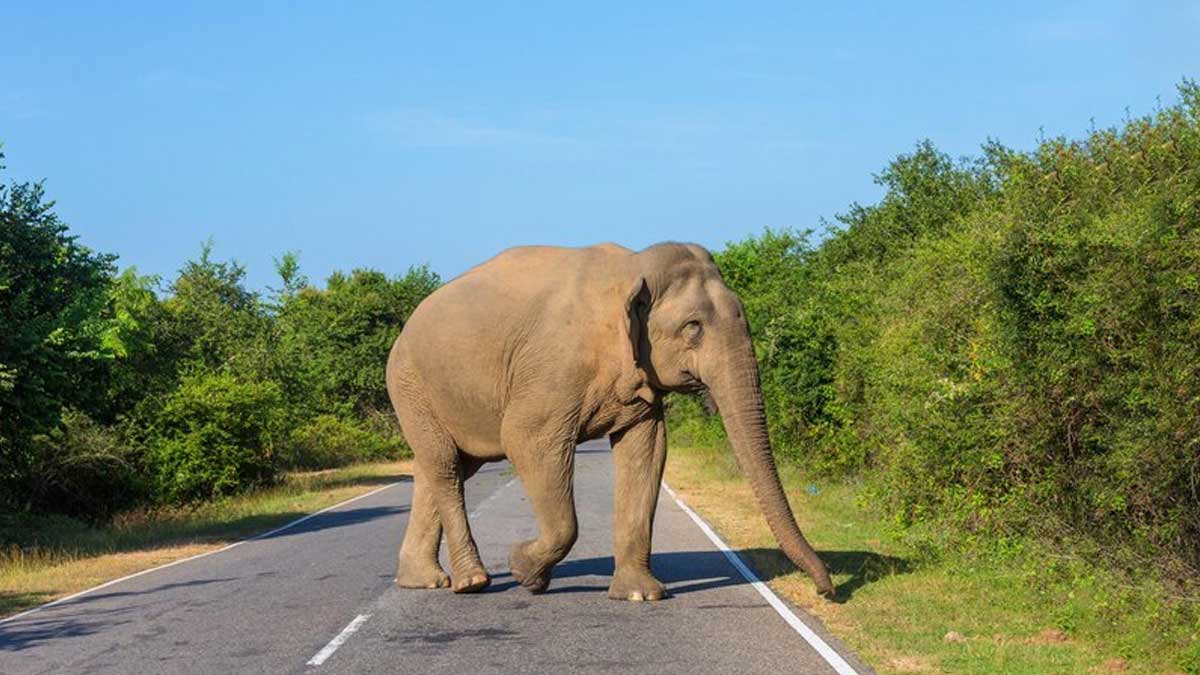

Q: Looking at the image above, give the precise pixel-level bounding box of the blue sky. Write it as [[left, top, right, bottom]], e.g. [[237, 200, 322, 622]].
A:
[[4, 1, 1198, 290]]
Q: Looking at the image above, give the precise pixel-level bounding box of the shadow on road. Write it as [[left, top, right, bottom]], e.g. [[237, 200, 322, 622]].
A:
[[0, 495, 410, 625], [483, 548, 909, 602], [256, 505, 409, 540], [0, 577, 238, 652], [0, 592, 53, 624], [0, 609, 132, 653]]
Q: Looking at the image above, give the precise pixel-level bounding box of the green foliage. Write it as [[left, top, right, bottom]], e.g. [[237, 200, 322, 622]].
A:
[[275, 265, 440, 418], [859, 85, 1200, 578], [98, 269, 179, 421], [26, 410, 144, 518], [146, 372, 285, 503], [712, 229, 855, 470], [283, 414, 407, 470], [671, 82, 1200, 589], [0, 157, 117, 509], [165, 240, 274, 378], [665, 394, 727, 449], [0, 148, 439, 515], [822, 139, 998, 267]]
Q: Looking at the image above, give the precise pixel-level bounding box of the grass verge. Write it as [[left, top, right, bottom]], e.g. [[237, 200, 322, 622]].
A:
[[0, 460, 412, 620], [664, 444, 1197, 675]]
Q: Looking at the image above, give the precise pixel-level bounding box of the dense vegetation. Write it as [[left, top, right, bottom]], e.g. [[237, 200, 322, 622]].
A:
[[1, 150, 437, 520], [671, 83, 1200, 592]]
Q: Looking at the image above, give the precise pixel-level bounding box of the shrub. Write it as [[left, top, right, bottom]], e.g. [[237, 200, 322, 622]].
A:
[[146, 372, 284, 503], [665, 394, 727, 450], [25, 410, 145, 518], [274, 265, 440, 419], [282, 414, 407, 470]]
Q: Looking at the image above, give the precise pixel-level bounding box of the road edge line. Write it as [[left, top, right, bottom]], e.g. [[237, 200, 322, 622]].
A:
[[306, 613, 372, 667], [0, 481, 402, 626], [662, 481, 860, 675]]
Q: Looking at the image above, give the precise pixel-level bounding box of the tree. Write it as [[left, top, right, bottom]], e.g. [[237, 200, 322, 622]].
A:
[[163, 240, 272, 377], [0, 151, 116, 508], [275, 263, 440, 418]]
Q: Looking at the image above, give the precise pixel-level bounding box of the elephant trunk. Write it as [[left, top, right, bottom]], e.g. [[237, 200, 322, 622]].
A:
[[707, 338, 835, 599]]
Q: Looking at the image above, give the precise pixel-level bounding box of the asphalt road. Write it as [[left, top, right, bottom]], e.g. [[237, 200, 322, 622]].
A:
[[0, 440, 868, 674]]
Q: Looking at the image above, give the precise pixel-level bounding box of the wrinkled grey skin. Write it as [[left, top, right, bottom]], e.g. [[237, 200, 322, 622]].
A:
[[387, 242, 834, 600]]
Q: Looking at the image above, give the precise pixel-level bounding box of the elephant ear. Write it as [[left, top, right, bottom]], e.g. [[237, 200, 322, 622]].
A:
[[618, 276, 657, 405]]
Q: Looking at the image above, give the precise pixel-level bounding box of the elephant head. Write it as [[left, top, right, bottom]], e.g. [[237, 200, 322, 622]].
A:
[[619, 243, 835, 598]]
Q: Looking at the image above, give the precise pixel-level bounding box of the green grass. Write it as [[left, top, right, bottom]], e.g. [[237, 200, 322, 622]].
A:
[[664, 444, 1199, 674], [0, 460, 411, 618]]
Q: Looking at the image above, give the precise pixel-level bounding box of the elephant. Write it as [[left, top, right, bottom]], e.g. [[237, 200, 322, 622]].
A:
[[386, 242, 835, 601]]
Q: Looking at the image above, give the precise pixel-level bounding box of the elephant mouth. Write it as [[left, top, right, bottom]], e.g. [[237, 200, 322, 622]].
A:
[[677, 371, 707, 395]]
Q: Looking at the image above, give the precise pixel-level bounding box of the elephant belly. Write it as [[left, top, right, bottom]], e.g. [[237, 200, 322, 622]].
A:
[[425, 386, 505, 460], [579, 397, 655, 441], [449, 423, 506, 460]]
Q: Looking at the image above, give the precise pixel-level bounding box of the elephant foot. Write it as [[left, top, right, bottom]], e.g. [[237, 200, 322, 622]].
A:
[[396, 558, 451, 589], [451, 568, 491, 594], [509, 543, 552, 594], [608, 566, 667, 602]]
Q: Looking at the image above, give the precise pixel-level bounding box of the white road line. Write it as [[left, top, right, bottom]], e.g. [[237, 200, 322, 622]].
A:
[[0, 481, 403, 626], [661, 482, 860, 675], [469, 477, 516, 518], [307, 613, 371, 667]]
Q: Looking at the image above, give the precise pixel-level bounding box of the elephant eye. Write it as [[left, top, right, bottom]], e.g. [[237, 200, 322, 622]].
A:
[[682, 320, 703, 342]]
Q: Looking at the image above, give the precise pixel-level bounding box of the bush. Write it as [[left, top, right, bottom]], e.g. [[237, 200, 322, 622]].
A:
[[146, 372, 284, 503], [671, 81, 1200, 579], [282, 414, 407, 470], [713, 229, 864, 472], [25, 410, 145, 518], [274, 264, 440, 419], [665, 394, 727, 449]]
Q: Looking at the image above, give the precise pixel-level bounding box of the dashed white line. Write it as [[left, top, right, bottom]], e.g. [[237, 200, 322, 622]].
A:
[[0, 481, 403, 626], [307, 613, 372, 667], [662, 482, 861, 675]]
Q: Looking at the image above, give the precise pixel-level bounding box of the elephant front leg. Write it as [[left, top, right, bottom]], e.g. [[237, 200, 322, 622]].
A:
[[608, 415, 668, 601], [503, 417, 579, 594]]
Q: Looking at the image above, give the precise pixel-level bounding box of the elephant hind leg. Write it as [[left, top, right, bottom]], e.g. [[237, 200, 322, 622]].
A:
[[429, 453, 490, 593], [417, 441, 489, 592], [392, 384, 488, 593], [397, 452, 489, 589], [396, 461, 450, 589]]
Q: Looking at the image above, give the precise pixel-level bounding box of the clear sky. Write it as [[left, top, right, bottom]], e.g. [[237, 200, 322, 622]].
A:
[[4, 1, 1198, 290]]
